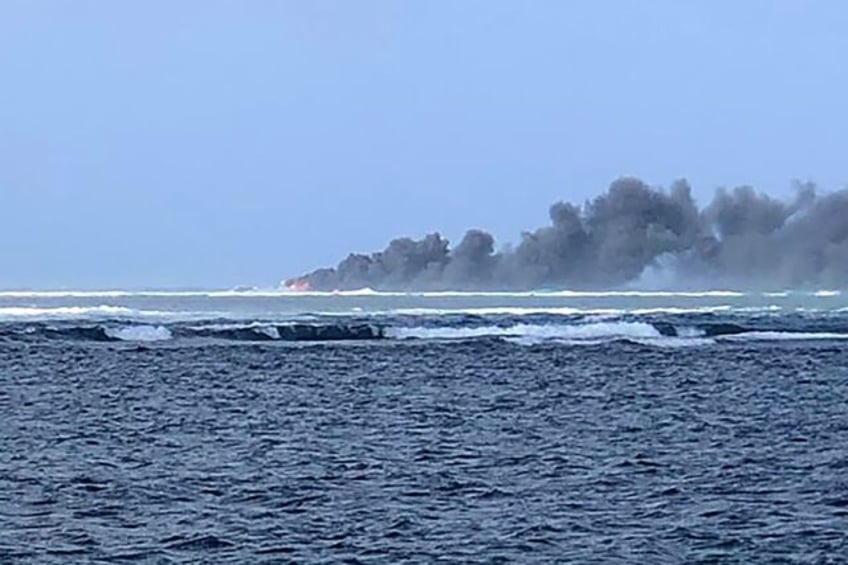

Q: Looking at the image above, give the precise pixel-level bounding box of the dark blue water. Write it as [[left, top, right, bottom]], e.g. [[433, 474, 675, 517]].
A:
[[3, 324, 848, 563]]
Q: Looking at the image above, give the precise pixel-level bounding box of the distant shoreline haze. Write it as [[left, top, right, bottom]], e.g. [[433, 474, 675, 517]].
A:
[[287, 177, 848, 291]]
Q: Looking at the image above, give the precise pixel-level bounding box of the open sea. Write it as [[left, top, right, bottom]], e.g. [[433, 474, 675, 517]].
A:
[[2, 289, 848, 563]]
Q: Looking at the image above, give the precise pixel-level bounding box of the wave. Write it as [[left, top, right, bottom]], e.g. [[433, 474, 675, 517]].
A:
[[814, 290, 842, 297], [721, 331, 848, 341], [388, 322, 662, 341], [388, 320, 848, 345], [392, 307, 608, 317], [0, 305, 214, 323], [505, 336, 717, 348], [2, 288, 846, 301], [181, 322, 383, 342], [3, 322, 385, 343], [279, 288, 838, 299], [282, 289, 752, 298], [106, 325, 173, 342], [4, 316, 848, 345], [0, 305, 139, 319], [4, 324, 171, 343], [0, 303, 828, 325], [390, 305, 736, 317], [0, 289, 296, 298], [388, 321, 724, 348], [388, 321, 760, 341]]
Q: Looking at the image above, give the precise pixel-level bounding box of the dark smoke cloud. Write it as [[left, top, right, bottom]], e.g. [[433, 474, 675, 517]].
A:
[[286, 178, 848, 290]]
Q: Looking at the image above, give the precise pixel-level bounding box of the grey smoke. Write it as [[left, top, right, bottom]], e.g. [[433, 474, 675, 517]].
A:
[[287, 178, 848, 290]]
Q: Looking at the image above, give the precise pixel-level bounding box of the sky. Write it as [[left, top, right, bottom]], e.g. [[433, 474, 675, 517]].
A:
[[1, 0, 846, 289]]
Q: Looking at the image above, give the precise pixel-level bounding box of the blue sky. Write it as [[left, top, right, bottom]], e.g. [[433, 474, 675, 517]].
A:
[[1, 1, 846, 288]]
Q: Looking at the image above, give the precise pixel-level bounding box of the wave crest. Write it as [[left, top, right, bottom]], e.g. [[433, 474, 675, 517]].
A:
[[106, 325, 173, 342], [388, 322, 661, 341]]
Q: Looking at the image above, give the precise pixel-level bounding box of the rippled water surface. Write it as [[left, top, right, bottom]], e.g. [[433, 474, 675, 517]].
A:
[[2, 291, 848, 562]]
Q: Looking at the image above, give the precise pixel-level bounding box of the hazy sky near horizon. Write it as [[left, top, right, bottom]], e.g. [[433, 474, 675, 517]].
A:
[[1, 1, 846, 288]]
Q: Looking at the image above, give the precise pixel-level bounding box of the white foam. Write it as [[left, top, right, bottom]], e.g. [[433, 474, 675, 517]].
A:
[[0, 305, 201, 322], [544, 290, 746, 298], [722, 331, 848, 341], [504, 336, 607, 347], [504, 334, 714, 348], [629, 337, 716, 348], [735, 305, 783, 313], [389, 305, 733, 317], [0, 291, 137, 298], [282, 289, 749, 298], [0, 288, 822, 300], [0, 289, 322, 298], [672, 325, 708, 338], [255, 326, 281, 340], [0, 305, 137, 319], [628, 306, 733, 315], [106, 325, 173, 341], [813, 290, 842, 297], [391, 307, 607, 317], [186, 322, 277, 331], [388, 321, 661, 341], [335, 287, 379, 296]]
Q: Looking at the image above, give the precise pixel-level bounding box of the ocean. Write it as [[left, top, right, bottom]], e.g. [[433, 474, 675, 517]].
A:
[[2, 289, 848, 563]]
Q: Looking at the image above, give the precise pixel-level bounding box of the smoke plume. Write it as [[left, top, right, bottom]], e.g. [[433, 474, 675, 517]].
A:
[[286, 178, 848, 290]]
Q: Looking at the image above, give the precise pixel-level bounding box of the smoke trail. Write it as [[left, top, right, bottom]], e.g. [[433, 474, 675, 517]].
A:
[[286, 178, 848, 290]]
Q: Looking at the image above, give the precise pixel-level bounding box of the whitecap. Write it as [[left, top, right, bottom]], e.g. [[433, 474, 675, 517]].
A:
[[0, 305, 202, 322], [106, 325, 173, 342], [254, 326, 281, 340], [721, 331, 848, 341], [813, 290, 842, 297], [387, 321, 661, 341], [0, 305, 137, 319], [628, 337, 715, 348]]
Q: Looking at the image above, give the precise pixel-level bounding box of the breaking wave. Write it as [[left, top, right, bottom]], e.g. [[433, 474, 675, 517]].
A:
[[814, 290, 842, 297], [721, 330, 848, 341], [388, 319, 848, 346], [289, 289, 750, 298], [390, 306, 736, 317], [387, 321, 661, 341], [2, 301, 848, 345], [106, 325, 173, 342], [0, 323, 386, 343], [0, 306, 138, 319], [0, 305, 194, 322], [1, 288, 845, 299]]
